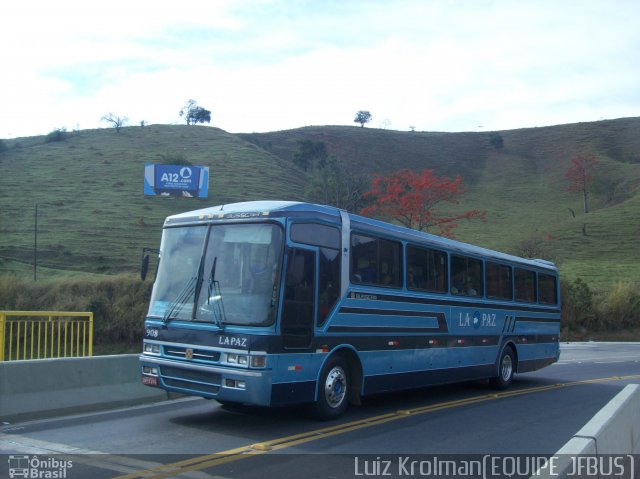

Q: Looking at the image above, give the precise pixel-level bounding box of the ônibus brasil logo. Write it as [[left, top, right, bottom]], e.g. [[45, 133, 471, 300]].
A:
[[8, 455, 72, 479]]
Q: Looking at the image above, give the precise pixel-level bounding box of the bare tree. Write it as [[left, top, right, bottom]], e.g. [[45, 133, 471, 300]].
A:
[[306, 156, 369, 211], [565, 153, 598, 214], [101, 113, 128, 133]]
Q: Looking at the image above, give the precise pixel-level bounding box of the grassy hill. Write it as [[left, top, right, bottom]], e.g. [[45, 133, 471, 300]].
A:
[[1, 119, 639, 292], [0, 125, 308, 276], [241, 119, 640, 291]]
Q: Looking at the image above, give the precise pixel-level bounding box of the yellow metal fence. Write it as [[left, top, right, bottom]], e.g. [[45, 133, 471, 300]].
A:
[[0, 311, 93, 361]]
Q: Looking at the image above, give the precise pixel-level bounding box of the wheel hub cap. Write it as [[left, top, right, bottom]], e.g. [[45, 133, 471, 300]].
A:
[[325, 366, 346, 408]]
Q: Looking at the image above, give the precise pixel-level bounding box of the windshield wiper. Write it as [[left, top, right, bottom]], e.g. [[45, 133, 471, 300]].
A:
[[162, 275, 197, 325], [207, 256, 217, 305], [207, 257, 227, 328], [191, 249, 208, 319]]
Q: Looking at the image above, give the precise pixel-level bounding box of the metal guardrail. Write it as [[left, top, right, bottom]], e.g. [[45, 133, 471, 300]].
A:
[[0, 311, 93, 361]]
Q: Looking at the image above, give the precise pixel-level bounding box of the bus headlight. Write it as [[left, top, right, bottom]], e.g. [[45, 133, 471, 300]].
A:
[[225, 353, 265, 368], [144, 343, 160, 354], [227, 353, 249, 365]]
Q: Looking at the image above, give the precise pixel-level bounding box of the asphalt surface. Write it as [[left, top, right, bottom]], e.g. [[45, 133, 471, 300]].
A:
[[1, 342, 639, 479]]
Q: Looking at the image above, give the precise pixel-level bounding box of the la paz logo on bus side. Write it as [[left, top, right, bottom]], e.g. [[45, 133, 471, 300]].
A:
[[458, 311, 496, 329]]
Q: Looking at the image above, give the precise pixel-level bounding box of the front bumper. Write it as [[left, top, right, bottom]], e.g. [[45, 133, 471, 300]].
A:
[[140, 355, 273, 406]]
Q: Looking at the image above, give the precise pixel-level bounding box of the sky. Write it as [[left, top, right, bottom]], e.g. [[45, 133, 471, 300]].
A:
[[1, 0, 639, 139]]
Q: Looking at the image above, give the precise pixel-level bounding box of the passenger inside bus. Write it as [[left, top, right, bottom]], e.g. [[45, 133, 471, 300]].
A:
[[354, 257, 376, 283], [451, 275, 478, 296]]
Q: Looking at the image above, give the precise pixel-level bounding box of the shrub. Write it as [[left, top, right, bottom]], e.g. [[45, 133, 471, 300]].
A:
[[515, 238, 542, 258], [595, 282, 640, 330], [561, 278, 640, 333], [489, 133, 504, 149], [561, 277, 596, 330], [157, 151, 192, 166], [0, 275, 152, 351], [45, 128, 68, 143]]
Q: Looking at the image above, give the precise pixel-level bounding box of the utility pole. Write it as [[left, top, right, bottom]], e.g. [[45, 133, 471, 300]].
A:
[[34, 204, 38, 281]]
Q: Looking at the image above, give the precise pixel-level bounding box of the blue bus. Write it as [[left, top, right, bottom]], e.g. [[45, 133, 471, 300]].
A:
[[140, 201, 560, 419]]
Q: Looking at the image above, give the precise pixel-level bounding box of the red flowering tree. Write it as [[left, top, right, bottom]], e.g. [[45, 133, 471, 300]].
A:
[[565, 154, 598, 213], [360, 169, 486, 238]]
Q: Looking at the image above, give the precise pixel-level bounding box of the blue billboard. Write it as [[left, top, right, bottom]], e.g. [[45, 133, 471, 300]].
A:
[[144, 164, 209, 198]]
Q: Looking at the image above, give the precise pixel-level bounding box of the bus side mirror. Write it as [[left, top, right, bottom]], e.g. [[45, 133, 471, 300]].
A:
[[141, 255, 150, 281]]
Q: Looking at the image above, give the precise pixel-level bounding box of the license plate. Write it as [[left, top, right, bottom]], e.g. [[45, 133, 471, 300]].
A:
[[142, 375, 158, 386]]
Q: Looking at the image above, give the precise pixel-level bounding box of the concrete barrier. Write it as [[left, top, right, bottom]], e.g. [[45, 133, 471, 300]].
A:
[[533, 384, 640, 478], [0, 354, 167, 422]]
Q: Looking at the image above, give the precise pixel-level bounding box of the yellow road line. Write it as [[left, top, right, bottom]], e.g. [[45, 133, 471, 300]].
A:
[[112, 374, 640, 479]]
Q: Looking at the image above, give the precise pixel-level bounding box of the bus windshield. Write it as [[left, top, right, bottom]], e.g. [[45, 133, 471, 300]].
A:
[[148, 223, 283, 326]]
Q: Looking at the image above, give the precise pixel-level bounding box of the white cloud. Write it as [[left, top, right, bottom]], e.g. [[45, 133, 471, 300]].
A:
[[1, 0, 639, 138]]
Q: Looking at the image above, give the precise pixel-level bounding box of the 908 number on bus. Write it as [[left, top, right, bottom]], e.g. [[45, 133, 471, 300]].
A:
[[145, 328, 159, 338]]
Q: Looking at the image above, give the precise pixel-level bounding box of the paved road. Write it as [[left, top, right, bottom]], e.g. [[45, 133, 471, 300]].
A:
[[1, 342, 639, 479]]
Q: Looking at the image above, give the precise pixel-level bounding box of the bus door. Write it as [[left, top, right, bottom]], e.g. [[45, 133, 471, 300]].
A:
[[281, 247, 316, 349]]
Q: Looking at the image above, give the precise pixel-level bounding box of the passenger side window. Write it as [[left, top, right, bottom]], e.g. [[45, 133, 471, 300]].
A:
[[515, 268, 537, 303], [450, 255, 483, 297], [486, 262, 513, 300], [351, 233, 402, 288], [538, 273, 558, 305], [406, 245, 447, 293]]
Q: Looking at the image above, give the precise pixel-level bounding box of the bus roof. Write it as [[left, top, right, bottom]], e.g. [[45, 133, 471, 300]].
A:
[[165, 200, 557, 273], [166, 200, 307, 220]]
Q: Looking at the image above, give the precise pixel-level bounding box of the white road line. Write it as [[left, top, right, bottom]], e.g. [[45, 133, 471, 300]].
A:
[[558, 356, 640, 362], [555, 358, 640, 366]]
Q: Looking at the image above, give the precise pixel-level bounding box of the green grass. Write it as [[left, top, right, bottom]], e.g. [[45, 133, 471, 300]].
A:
[[2, 119, 640, 293], [242, 119, 640, 292], [0, 257, 108, 281], [444, 148, 640, 291], [0, 125, 308, 275]]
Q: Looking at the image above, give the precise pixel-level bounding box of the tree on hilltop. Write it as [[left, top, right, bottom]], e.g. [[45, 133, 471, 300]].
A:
[[354, 110, 372, 128], [101, 113, 128, 133], [565, 154, 598, 214], [180, 99, 211, 125], [360, 169, 486, 238]]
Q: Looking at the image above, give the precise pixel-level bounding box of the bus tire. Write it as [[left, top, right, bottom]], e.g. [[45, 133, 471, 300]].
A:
[[490, 346, 515, 390], [314, 354, 350, 420]]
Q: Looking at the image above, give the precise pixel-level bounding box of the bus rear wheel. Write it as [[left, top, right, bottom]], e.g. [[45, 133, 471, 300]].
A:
[[490, 346, 515, 390], [314, 355, 350, 420]]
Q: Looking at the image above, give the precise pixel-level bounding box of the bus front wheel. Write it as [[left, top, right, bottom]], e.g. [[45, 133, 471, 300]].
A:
[[314, 355, 350, 420], [490, 346, 515, 390]]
